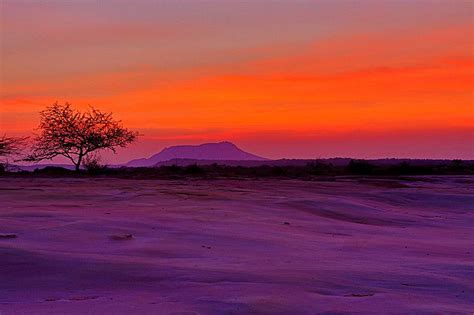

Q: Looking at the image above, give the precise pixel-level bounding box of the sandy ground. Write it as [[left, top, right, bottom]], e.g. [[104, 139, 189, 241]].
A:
[[0, 177, 473, 314]]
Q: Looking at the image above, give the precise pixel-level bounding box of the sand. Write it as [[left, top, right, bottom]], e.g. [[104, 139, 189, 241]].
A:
[[0, 177, 473, 314]]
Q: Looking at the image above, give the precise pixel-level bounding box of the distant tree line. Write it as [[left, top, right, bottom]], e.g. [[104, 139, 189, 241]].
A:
[[4, 159, 474, 178]]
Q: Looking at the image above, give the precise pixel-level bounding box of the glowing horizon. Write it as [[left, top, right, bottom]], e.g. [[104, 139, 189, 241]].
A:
[[1, 0, 473, 161]]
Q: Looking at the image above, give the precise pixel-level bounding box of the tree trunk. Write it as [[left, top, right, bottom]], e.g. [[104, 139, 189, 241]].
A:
[[75, 154, 83, 172]]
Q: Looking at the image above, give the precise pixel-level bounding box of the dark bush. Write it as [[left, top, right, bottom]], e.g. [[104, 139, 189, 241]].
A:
[[307, 161, 334, 175], [184, 164, 203, 175], [346, 160, 375, 175], [33, 166, 76, 176], [83, 154, 108, 175]]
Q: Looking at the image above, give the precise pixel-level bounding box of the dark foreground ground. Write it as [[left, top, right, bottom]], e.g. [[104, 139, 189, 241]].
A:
[[0, 177, 473, 314]]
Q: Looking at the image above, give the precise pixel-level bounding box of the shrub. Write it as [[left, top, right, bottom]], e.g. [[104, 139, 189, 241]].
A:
[[346, 160, 375, 175], [83, 154, 108, 175]]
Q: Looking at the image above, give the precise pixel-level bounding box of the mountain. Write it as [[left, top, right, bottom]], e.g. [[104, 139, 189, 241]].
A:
[[125, 141, 268, 167]]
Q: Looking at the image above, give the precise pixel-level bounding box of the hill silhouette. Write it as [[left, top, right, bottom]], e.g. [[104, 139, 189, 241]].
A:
[[126, 141, 267, 167]]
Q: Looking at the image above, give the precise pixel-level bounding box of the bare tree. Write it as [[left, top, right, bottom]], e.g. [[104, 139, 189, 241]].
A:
[[0, 135, 26, 157], [0, 135, 27, 173], [26, 102, 138, 171]]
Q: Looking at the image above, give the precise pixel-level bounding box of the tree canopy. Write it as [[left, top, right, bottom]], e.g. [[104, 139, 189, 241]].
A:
[[27, 102, 138, 171]]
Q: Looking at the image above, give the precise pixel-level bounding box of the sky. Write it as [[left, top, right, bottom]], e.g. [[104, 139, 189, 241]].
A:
[[1, 0, 473, 162]]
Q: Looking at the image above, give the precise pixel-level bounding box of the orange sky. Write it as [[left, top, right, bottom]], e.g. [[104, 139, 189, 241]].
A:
[[1, 1, 473, 161]]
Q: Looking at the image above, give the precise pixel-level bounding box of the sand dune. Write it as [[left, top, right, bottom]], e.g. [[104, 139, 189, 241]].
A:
[[0, 177, 473, 314]]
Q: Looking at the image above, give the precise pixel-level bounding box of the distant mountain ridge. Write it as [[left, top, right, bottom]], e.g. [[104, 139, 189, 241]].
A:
[[125, 141, 268, 167]]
